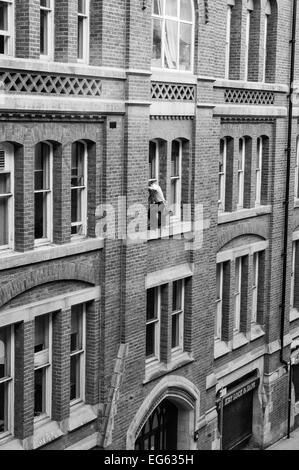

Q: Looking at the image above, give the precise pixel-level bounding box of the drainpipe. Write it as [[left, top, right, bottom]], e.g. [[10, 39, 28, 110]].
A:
[[281, 0, 297, 439]]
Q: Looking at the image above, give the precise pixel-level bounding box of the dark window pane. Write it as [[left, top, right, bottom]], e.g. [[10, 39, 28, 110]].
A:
[[78, 0, 85, 14], [146, 323, 155, 358], [77, 17, 84, 58], [293, 365, 299, 403], [34, 315, 48, 353], [34, 368, 45, 417], [0, 382, 8, 433], [70, 355, 80, 401], [147, 289, 156, 321], [0, 174, 10, 194], [0, 327, 9, 379], [172, 280, 182, 311], [71, 305, 83, 352], [0, 197, 8, 246], [34, 192, 47, 239], [40, 10, 48, 55], [0, 3, 8, 31], [0, 35, 4, 54], [171, 314, 179, 349]]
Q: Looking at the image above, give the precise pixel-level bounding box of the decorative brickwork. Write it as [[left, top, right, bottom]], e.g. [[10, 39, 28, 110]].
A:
[[224, 88, 275, 105], [151, 82, 195, 102]]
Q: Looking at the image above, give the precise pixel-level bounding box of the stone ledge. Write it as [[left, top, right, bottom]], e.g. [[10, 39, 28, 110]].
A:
[[144, 352, 194, 385], [218, 205, 272, 225]]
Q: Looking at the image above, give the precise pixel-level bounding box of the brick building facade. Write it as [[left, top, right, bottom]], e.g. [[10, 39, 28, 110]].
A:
[[0, 0, 299, 451]]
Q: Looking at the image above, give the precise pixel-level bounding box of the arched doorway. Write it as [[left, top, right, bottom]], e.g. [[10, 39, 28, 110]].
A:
[[135, 399, 178, 450]]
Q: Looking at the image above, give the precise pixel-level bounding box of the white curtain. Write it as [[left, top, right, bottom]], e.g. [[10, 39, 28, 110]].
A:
[[165, 20, 177, 68]]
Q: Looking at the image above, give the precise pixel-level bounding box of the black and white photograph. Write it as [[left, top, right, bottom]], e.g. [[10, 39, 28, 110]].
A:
[[0, 0, 298, 458]]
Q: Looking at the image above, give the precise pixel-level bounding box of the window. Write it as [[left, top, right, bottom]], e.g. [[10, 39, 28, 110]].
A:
[[295, 138, 299, 200], [219, 139, 227, 212], [34, 142, 52, 244], [34, 314, 52, 419], [171, 280, 184, 352], [149, 141, 159, 184], [40, 0, 54, 59], [0, 325, 14, 437], [70, 304, 86, 403], [256, 137, 263, 205], [146, 288, 161, 362], [262, 1, 271, 82], [225, 4, 233, 79], [71, 142, 87, 237], [252, 252, 260, 324], [238, 138, 246, 208], [215, 264, 224, 341], [234, 257, 244, 333], [151, 0, 194, 71], [244, 0, 254, 81], [77, 0, 89, 62], [0, 0, 13, 56], [291, 242, 297, 309], [0, 144, 14, 250], [170, 140, 182, 220]]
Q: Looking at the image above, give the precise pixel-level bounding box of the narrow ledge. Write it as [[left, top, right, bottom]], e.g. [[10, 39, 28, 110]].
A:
[[232, 333, 249, 351], [143, 353, 194, 385], [218, 205, 272, 225], [214, 341, 231, 359]]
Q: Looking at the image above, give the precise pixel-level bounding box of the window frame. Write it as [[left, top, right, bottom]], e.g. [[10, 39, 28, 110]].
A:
[[0, 0, 14, 57], [262, 1, 271, 83], [219, 138, 227, 212], [33, 313, 52, 422], [70, 304, 86, 406], [39, 0, 54, 61], [234, 257, 242, 333], [151, 0, 195, 73], [244, 0, 254, 81], [0, 143, 14, 251], [237, 138, 246, 209], [225, 4, 233, 79], [251, 252, 260, 324], [146, 287, 161, 365], [291, 242, 296, 310], [171, 279, 185, 354], [149, 140, 160, 185], [215, 263, 224, 341], [0, 324, 14, 440], [256, 137, 263, 206], [34, 141, 53, 246], [77, 0, 90, 64], [71, 141, 88, 239], [170, 139, 182, 221], [295, 137, 299, 200]]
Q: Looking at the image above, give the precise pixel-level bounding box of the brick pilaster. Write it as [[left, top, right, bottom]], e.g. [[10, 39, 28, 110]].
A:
[[85, 300, 101, 406], [15, 0, 40, 59], [54, 0, 77, 63], [53, 143, 71, 245]]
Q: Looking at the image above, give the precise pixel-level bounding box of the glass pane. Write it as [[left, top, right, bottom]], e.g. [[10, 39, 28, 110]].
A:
[[0, 382, 8, 433], [40, 0, 51, 7], [170, 180, 177, 205], [0, 327, 9, 379], [153, 0, 163, 15], [172, 280, 182, 311], [164, 20, 178, 69], [149, 142, 157, 180], [0, 35, 5, 54], [179, 22, 191, 71], [71, 305, 83, 352], [78, 17, 84, 58], [0, 174, 10, 194], [0, 197, 8, 246], [34, 368, 46, 417], [35, 144, 49, 190], [152, 19, 162, 68], [40, 10, 48, 55], [34, 315, 48, 353], [71, 188, 82, 224], [171, 314, 179, 348], [165, 0, 178, 16], [70, 354, 81, 401], [180, 0, 192, 21], [171, 142, 180, 176], [147, 289, 157, 321], [216, 264, 221, 300], [71, 143, 85, 187], [78, 0, 86, 14], [0, 2, 8, 31], [146, 323, 155, 357], [34, 192, 47, 239]]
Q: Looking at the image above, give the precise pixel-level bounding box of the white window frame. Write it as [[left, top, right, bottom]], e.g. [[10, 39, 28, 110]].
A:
[[295, 137, 299, 200], [234, 257, 242, 333], [146, 287, 161, 365], [149, 140, 159, 185], [77, 0, 90, 64], [238, 138, 245, 209], [0, 325, 14, 440], [225, 3, 233, 79], [256, 137, 263, 206], [34, 142, 53, 246], [0, 0, 14, 57], [219, 138, 227, 212], [170, 139, 182, 221], [215, 263, 223, 341], [0, 143, 14, 251], [39, 0, 54, 60], [291, 242, 296, 309], [262, 0, 271, 83], [251, 252, 259, 324], [244, 0, 254, 81], [151, 0, 195, 73], [71, 141, 88, 238], [33, 313, 52, 422], [70, 304, 86, 406], [171, 279, 185, 354]]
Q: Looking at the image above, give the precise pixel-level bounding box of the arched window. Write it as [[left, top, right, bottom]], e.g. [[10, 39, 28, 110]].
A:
[[219, 137, 234, 213], [264, 0, 277, 83], [256, 136, 269, 206], [238, 137, 252, 209], [71, 141, 88, 237], [151, 0, 194, 71], [34, 142, 53, 244], [244, 0, 254, 81], [0, 143, 14, 250], [262, 1, 271, 82]]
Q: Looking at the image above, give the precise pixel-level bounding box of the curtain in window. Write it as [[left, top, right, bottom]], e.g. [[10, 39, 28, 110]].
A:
[[165, 20, 177, 69]]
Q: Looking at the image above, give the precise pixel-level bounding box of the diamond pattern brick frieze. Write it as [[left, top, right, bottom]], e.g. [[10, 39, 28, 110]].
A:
[[224, 88, 275, 105], [151, 82, 195, 102]]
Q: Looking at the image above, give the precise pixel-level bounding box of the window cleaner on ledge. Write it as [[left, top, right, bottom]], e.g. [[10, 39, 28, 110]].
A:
[[148, 182, 168, 229]]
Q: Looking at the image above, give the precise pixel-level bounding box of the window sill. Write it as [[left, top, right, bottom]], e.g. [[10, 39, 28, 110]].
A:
[[290, 307, 299, 323], [214, 78, 288, 93], [144, 352, 194, 384], [0, 237, 104, 271], [218, 205, 272, 225], [250, 323, 265, 342], [0, 435, 23, 450], [232, 332, 249, 350], [148, 221, 192, 241], [32, 418, 63, 449], [151, 69, 197, 84], [214, 340, 231, 359], [68, 402, 98, 432]]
